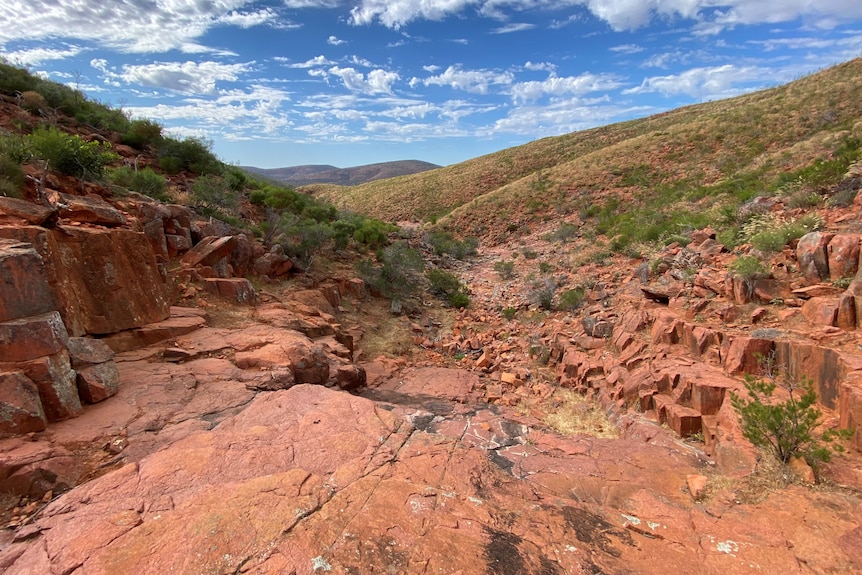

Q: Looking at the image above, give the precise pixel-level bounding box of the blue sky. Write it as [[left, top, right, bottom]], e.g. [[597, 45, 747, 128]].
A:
[[1, 1, 861, 169]]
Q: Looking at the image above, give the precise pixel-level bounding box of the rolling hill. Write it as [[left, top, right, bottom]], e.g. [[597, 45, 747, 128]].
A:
[[303, 58, 862, 247], [243, 160, 440, 187]]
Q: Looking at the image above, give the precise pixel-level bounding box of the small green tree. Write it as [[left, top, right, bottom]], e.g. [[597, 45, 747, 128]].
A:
[[730, 372, 852, 467]]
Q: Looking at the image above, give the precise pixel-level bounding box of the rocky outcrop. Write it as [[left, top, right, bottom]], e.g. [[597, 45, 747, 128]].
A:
[[1, 381, 859, 574]]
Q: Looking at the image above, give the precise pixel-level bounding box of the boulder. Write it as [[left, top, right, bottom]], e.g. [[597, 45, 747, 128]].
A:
[[0, 226, 171, 336], [180, 235, 236, 269], [0, 311, 69, 363], [58, 193, 126, 226], [2, 351, 82, 421], [0, 196, 55, 226], [797, 231, 835, 284], [827, 234, 861, 281], [0, 371, 47, 436], [802, 297, 840, 327], [67, 337, 119, 403], [253, 244, 293, 277], [203, 278, 256, 304], [722, 336, 774, 375], [0, 238, 57, 323]]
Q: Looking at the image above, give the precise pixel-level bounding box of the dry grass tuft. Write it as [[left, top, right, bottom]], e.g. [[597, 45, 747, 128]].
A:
[[542, 389, 620, 439]]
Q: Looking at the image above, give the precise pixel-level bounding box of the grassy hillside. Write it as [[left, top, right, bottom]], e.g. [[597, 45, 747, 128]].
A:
[[307, 59, 862, 248]]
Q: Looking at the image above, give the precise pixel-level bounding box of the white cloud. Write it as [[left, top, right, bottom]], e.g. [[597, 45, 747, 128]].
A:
[[328, 66, 401, 94], [1, 45, 84, 66], [95, 60, 253, 95], [610, 43, 644, 54], [0, 0, 264, 53], [328, 35, 347, 46], [492, 23, 536, 34], [524, 61, 557, 73], [489, 97, 653, 137], [283, 55, 335, 68], [412, 65, 514, 94], [624, 64, 766, 99], [217, 8, 279, 28], [511, 72, 624, 103]]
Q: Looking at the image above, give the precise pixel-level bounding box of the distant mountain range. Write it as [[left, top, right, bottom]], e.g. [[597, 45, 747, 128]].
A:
[[242, 160, 441, 187]]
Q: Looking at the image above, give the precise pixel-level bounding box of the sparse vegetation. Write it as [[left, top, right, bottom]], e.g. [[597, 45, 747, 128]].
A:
[[424, 230, 478, 259], [493, 260, 515, 279], [108, 166, 168, 200], [543, 389, 619, 438], [28, 126, 118, 180], [557, 287, 586, 311], [426, 268, 470, 308], [731, 371, 852, 468]]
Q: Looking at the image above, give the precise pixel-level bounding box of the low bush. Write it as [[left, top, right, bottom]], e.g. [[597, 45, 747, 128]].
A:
[[108, 166, 168, 201], [557, 287, 586, 311], [28, 126, 117, 179], [427, 269, 470, 308], [190, 174, 238, 216], [158, 136, 221, 175], [357, 241, 424, 300], [729, 255, 769, 281], [731, 372, 852, 467], [425, 230, 478, 259], [122, 119, 163, 149], [494, 260, 515, 280], [530, 277, 556, 310]]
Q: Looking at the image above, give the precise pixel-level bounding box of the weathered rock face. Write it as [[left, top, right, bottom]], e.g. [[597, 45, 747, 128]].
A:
[[0, 239, 57, 323], [0, 381, 859, 575], [0, 226, 171, 336]]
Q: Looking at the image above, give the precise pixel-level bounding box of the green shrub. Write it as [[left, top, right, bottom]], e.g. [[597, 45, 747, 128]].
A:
[[557, 287, 586, 311], [28, 126, 117, 179], [731, 373, 852, 467], [122, 119, 163, 149], [249, 189, 267, 205], [158, 136, 221, 175], [523, 249, 538, 259], [427, 269, 470, 308], [542, 221, 578, 243], [357, 241, 424, 298], [222, 166, 248, 192], [538, 261, 552, 274], [494, 260, 515, 280], [354, 219, 396, 249], [729, 255, 769, 280], [74, 99, 130, 132], [530, 278, 556, 310], [425, 230, 478, 259], [108, 166, 168, 200], [190, 174, 238, 216], [502, 307, 517, 320]]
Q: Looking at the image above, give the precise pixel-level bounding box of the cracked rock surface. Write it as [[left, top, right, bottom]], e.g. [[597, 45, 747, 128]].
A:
[[1, 365, 860, 574]]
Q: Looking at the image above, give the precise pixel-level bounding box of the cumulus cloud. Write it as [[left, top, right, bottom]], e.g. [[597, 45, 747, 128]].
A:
[[283, 55, 335, 68], [344, 0, 862, 33], [0, 0, 273, 53], [411, 65, 514, 94], [1, 45, 84, 66], [328, 66, 401, 94], [94, 60, 253, 95], [511, 72, 624, 103], [624, 64, 767, 99], [328, 35, 347, 45]]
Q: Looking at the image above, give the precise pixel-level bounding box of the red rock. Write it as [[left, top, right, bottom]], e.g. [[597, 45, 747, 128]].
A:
[[165, 233, 191, 256], [253, 244, 293, 277], [752, 278, 790, 303], [0, 311, 70, 363], [650, 310, 682, 344], [691, 374, 736, 415], [0, 196, 55, 226], [665, 403, 702, 437], [827, 234, 861, 280], [839, 376, 862, 450], [722, 336, 774, 375], [58, 193, 126, 226], [0, 239, 57, 323], [837, 293, 856, 330], [203, 277, 256, 304], [75, 363, 119, 403], [793, 283, 842, 299], [802, 297, 839, 327], [290, 289, 336, 316], [101, 310, 207, 353], [180, 235, 237, 268], [2, 351, 82, 421], [0, 226, 171, 336], [686, 474, 708, 499], [0, 371, 47, 436], [788, 456, 815, 484], [797, 231, 835, 284]]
